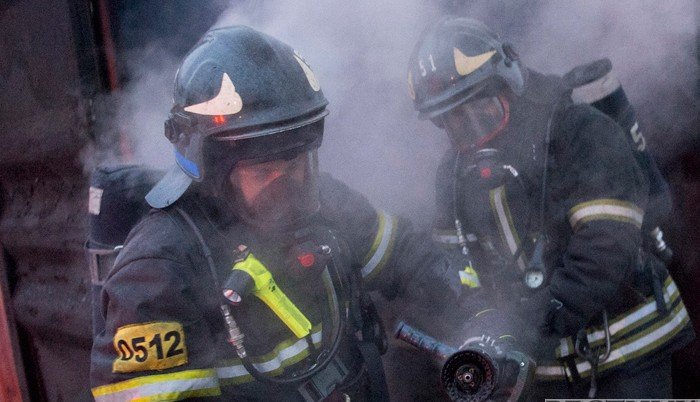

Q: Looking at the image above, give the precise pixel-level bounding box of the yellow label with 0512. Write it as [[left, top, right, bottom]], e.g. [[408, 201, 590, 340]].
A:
[[112, 321, 188, 373]]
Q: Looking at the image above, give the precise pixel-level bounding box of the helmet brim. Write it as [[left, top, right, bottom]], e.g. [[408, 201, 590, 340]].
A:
[[211, 108, 329, 141], [145, 164, 193, 208]]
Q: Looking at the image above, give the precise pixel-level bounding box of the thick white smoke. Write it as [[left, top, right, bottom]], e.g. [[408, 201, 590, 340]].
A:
[[463, 0, 698, 161], [116, 0, 697, 228], [103, 2, 697, 398], [214, 0, 447, 228]]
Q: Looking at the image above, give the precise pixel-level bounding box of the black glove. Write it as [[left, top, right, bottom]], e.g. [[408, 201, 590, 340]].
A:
[[517, 287, 588, 338], [456, 308, 529, 353]]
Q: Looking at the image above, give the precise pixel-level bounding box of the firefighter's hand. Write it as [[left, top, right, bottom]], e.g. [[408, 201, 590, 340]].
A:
[[455, 308, 526, 351], [517, 287, 587, 338]]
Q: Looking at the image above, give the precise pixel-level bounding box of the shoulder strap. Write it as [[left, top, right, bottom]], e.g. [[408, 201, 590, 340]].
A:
[[171, 205, 222, 288]]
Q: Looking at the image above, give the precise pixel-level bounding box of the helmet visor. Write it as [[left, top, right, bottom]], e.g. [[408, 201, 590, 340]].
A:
[[437, 95, 508, 150], [229, 149, 320, 230]]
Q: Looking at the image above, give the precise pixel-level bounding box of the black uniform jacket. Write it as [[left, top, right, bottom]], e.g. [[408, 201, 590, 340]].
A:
[[433, 71, 693, 382], [91, 174, 463, 401]]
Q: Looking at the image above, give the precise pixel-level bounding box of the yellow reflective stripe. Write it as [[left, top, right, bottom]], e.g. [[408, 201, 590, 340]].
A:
[[132, 388, 221, 402], [361, 211, 397, 280], [489, 186, 527, 271], [568, 199, 644, 231], [538, 298, 690, 381], [577, 300, 689, 378], [92, 369, 220, 402], [218, 326, 323, 386], [459, 264, 481, 288], [586, 278, 678, 351], [363, 211, 386, 263], [556, 277, 678, 358]]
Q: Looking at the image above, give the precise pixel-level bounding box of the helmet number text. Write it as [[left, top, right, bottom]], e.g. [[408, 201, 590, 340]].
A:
[[419, 54, 437, 77], [630, 122, 646, 151]]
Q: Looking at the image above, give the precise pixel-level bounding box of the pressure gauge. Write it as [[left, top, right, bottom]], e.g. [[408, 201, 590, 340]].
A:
[[524, 269, 545, 289]]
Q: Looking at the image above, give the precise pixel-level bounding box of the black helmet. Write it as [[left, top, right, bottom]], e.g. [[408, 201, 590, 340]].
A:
[[147, 26, 328, 208], [408, 17, 525, 120]]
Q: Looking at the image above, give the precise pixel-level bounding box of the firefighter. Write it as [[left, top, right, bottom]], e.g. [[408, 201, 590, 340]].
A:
[[407, 17, 694, 398], [90, 26, 465, 401]]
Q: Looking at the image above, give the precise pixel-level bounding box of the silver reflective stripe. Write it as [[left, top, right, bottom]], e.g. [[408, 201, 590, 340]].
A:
[[575, 305, 689, 377], [94, 374, 219, 402], [217, 330, 323, 381], [559, 338, 571, 358], [433, 233, 460, 244], [535, 364, 570, 379], [432, 231, 477, 244], [361, 211, 395, 278], [542, 295, 689, 380], [583, 280, 676, 347], [568, 200, 643, 230], [570, 70, 621, 104], [556, 279, 678, 357], [489, 186, 527, 271]]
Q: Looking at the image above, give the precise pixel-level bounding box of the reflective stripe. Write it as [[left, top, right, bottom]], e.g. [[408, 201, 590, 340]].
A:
[[218, 328, 323, 385], [535, 364, 570, 380], [556, 277, 678, 358], [459, 265, 481, 288], [92, 369, 220, 402], [433, 233, 460, 244], [577, 302, 689, 378], [489, 186, 527, 271], [361, 211, 396, 280], [568, 199, 644, 230], [537, 278, 690, 381], [432, 230, 477, 244]]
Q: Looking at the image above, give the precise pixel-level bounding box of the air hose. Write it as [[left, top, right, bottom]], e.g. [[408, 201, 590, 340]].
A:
[[175, 207, 348, 388]]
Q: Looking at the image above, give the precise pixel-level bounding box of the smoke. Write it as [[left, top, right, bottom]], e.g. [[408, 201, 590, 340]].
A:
[[99, 1, 698, 396], [109, 0, 697, 229], [116, 45, 180, 166], [213, 1, 448, 228], [460, 0, 698, 162]]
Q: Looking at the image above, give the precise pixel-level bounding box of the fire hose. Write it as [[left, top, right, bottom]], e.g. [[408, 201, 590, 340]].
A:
[[395, 321, 536, 402]]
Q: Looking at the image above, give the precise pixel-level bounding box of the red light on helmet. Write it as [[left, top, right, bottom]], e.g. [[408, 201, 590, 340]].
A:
[[213, 115, 227, 126]]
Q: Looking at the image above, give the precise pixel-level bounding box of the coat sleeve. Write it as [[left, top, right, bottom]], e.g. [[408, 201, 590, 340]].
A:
[[540, 104, 649, 337], [317, 174, 464, 310], [90, 216, 224, 401]]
